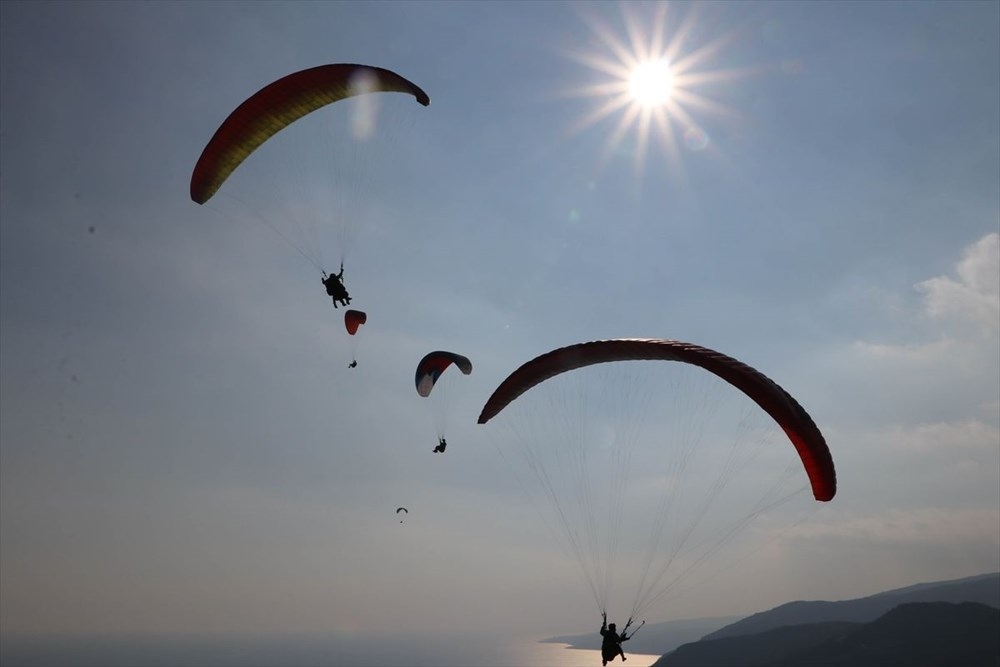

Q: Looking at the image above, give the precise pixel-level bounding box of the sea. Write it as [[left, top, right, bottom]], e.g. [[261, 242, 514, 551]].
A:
[[0, 635, 661, 667]]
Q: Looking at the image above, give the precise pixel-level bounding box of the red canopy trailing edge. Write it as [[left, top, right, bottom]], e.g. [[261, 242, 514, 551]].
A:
[[478, 339, 836, 502], [190, 64, 431, 204], [415, 351, 473, 398], [344, 309, 367, 335]]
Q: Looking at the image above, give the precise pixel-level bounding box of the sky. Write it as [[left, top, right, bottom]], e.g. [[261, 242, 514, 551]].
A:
[[1, 1, 998, 665]]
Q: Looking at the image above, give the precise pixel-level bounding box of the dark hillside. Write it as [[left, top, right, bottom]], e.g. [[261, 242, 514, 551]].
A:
[[653, 601, 999, 667], [778, 601, 1000, 667], [705, 572, 999, 640], [654, 621, 856, 666]]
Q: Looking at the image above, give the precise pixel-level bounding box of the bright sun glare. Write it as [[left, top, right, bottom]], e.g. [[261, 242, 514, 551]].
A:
[[565, 3, 749, 176], [629, 59, 674, 108]]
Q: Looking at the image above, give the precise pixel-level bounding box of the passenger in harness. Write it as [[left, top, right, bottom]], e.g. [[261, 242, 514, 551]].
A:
[[600, 612, 632, 666], [322, 263, 351, 308]]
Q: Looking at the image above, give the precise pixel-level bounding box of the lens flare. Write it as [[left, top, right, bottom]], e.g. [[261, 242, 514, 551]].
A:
[[562, 2, 755, 179]]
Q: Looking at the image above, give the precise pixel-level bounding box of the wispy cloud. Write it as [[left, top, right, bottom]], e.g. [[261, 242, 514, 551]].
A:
[[918, 232, 999, 335], [791, 507, 1000, 546], [852, 232, 999, 379], [853, 337, 956, 364], [878, 417, 1000, 455]]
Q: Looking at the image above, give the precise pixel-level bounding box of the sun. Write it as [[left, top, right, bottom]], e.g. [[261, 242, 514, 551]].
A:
[[562, 2, 750, 178], [629, 59, 674, 109]]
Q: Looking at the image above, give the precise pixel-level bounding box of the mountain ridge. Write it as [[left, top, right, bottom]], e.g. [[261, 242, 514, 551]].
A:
[[542, 571, 999, 658], [653, 601, 999, 667], [704, 571, 999, 640]]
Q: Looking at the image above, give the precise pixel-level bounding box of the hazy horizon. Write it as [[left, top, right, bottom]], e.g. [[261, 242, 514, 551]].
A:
[[2, 571, 995, 666], [0, 632, 661, 667]]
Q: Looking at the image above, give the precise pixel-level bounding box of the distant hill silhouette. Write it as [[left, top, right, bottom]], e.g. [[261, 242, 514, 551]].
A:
[[652, 621, 857, 666], [654, 601, 999, 667], [703, 571, 999, 640], [542, 572, 999, 660]]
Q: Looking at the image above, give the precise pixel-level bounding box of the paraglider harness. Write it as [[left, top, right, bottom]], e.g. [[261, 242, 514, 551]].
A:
[[322, 263, 351, 308], [600, 611, 644, 664]]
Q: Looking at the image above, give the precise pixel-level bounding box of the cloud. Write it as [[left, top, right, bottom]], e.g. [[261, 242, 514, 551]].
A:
[[825, 414, 1000, 506], [851, 231, 999, 357], [917, 232, 999, 335], [768, 505, 1000, 602], [853, 337, 956, 364], [790, 507, 1000, 547], [879, 417, 1000, 455], [845, 233, 999, 415]]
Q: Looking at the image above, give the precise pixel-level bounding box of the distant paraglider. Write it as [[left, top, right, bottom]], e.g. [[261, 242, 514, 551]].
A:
[[189, 63, 431, 310], [396, 507, 408, 523], [344, 309, 367, 335], [415, 351, 472, 453], [344, 309, 367, 368]]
